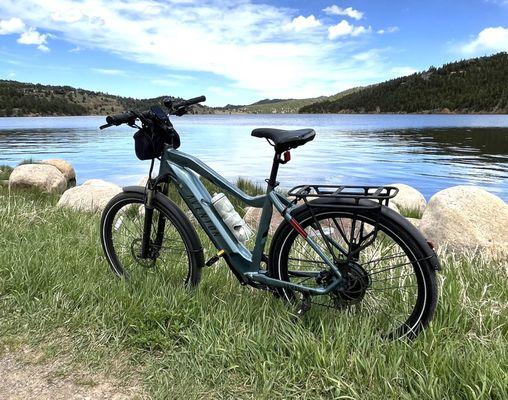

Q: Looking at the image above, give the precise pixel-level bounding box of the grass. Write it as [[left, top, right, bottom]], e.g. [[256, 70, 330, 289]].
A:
[[0, 159, 41, 180], [399, 206, 424, 219], [17, 158, 40, 166], [0, 187, 507, 399], [0, 165, 13, 180]]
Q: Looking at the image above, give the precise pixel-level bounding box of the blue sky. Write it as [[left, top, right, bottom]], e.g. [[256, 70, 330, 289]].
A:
[[0, 0, 507, 106]]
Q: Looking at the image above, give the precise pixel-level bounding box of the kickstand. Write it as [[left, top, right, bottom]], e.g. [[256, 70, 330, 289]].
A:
[[295, 293, 311, 318]]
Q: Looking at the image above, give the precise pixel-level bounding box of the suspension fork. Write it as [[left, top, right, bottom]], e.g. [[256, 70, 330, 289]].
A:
[[140, 186, 156, 259], [154, 182, 169, 247], [139, 181, 169, 258]]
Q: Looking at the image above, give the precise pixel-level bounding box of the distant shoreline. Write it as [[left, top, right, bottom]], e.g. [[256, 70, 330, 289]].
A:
[[1, 112, 508, 118]]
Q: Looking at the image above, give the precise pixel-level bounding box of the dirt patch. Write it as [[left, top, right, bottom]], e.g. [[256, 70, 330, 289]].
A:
[[0, 349, 143, 400]]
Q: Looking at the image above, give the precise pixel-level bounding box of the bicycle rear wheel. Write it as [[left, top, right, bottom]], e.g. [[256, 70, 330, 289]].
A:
[[269, 204, 438, 339], [101, 191, 204, 286]]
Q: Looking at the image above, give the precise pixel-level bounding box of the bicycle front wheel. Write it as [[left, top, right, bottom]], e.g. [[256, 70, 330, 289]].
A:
[[100, 191, 204, 286], [269, 204, 438, 339]]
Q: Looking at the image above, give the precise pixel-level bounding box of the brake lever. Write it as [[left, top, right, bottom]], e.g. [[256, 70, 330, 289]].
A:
[[99, 123, 112, 130]]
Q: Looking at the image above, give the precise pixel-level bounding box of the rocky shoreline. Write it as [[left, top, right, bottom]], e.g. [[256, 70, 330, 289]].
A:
[[4, 159, 508, 261]]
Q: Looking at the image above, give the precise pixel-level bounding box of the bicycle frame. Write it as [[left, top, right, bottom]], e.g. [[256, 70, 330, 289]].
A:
[[152, 146, 344, 295]]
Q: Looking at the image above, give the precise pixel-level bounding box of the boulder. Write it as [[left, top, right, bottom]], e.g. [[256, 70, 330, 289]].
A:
[[9, 164, 67, 194], [387, 201, 400, 214], [419, 186, 508, 259], [389, 183, 427, 214], [42, 159, 76, 184], [244, 206, 285, 234], [57, 179, 122, 212]]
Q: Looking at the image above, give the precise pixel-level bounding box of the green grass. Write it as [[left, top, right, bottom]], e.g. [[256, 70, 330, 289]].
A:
[[0, 188, 507, 399], [0, 164, 13, 180], [399, 206, 424, 219], [17, 158, 40, 166], [0, 159, 41, 181]]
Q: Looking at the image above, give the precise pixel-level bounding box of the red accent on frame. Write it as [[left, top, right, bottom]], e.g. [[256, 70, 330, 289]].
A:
[[289, 218, 307, 238]]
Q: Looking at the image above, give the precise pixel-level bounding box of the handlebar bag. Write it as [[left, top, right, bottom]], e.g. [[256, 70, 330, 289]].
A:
[[133, 125, 180, 160]]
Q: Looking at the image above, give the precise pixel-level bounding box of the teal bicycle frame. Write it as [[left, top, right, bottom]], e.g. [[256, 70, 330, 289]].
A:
[[155, 145, 345, 295]]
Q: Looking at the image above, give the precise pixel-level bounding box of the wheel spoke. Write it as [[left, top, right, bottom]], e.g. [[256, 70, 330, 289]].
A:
[[106, 199, 193, 285], [278, 210, 433, 338]]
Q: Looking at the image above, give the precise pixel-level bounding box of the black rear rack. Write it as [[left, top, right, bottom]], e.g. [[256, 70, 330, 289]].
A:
[[287, 184, 398, 206]]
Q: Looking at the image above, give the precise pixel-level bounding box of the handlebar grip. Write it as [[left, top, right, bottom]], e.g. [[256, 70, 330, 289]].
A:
[[184, 95, 206, 106], [106, 111, 136, 125], [164, 95, 206, 109]]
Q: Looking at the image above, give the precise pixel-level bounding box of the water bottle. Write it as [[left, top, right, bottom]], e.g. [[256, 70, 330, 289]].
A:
[[211, 193, 253, 244]]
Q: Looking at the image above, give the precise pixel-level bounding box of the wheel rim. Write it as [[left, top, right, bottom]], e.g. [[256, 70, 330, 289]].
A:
[[104, 197, 193, 285], [279, 211, 426, 338]]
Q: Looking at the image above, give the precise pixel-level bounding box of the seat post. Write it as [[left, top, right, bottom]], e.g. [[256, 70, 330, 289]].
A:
[[267, 152, 281, 190]]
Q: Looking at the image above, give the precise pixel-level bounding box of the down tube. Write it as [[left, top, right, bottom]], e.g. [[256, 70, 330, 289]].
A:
[[162, 161, 258, 278]]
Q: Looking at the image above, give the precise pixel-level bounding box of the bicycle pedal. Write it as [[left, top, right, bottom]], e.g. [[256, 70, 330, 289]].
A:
[[205, 249, 225, 267]]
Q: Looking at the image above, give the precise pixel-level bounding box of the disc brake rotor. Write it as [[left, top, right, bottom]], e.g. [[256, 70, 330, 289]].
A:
[[130, 238, 157, 268]]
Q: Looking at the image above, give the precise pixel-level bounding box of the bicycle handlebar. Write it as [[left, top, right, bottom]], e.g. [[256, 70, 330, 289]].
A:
[[100, 95, 206, 130], [106, 111, 137, 126], [164, 95, 206, 110]]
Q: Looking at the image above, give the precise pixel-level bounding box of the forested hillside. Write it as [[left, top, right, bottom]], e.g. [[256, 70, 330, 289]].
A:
[[300, 53, 508, 114], [2, 53, 507, 116], [0, 81, 209, 116]]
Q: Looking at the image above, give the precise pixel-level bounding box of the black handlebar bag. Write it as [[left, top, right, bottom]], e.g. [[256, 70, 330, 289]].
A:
[[133, 124, 180, 160]]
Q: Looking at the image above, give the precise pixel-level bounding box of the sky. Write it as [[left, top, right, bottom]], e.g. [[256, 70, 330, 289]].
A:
[[0, 0, 507, 106]]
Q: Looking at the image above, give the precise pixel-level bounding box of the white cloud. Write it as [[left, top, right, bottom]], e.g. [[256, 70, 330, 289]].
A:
[[51, 9, 84, 23], [0, 0, 409, 100], [328, 20, 371, 39], [69, 46, 81, 53], [37, 44, 50, 52], [92, 68, 126, 76], [17, 27, 47, 45], [461, 26, 508, 54], [151, 74, 195, 86], [323, 5, 363, 20], [283, 15, 321, 32], [377, 26, 399, 35], [0, 17, 25, 34]]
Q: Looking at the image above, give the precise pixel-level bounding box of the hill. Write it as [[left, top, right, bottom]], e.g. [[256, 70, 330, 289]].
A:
[[0, 79, 357, 116], [215, 88, 361, 114], [0, 80, 210, 117], [300, 53, 508, 114]]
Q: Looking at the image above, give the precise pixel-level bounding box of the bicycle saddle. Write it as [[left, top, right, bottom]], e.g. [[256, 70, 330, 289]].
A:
[[251, 128, 316, 152]]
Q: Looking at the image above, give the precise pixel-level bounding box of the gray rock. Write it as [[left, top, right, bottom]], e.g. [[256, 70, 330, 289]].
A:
[[389, 183, 427, 214], [41, 159, 76, 183], [57, 179, 122, 212], [419, 186, 508, 260], [9, 164, 67, 194]]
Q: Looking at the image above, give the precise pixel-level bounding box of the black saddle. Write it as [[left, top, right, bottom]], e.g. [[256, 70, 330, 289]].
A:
[[251, 128, 316, 152]]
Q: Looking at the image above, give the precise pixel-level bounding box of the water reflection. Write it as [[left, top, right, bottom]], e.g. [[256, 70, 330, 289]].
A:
[[0, 115, 506, 201]]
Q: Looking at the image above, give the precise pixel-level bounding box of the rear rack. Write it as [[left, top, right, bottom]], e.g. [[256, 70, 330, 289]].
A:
[[287, 184, 398, 206]]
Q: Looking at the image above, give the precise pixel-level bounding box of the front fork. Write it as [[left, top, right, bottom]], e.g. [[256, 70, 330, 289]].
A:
[[139, 181, 168, 259]]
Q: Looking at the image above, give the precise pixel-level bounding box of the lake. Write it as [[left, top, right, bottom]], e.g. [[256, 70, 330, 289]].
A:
[[0, 114, 507, 201]]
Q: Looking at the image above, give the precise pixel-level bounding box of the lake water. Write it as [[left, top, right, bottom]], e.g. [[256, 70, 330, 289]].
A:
[[0, 114, 507, 201]]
